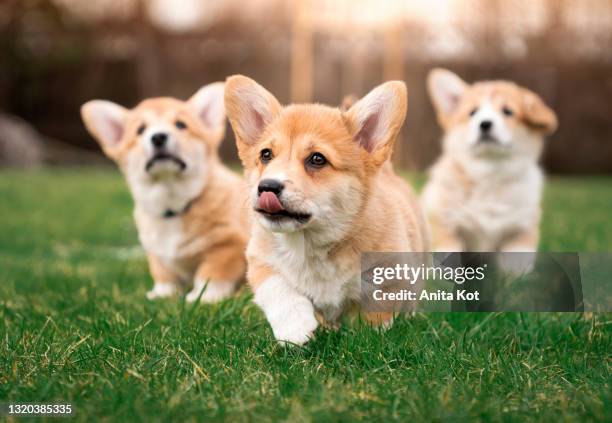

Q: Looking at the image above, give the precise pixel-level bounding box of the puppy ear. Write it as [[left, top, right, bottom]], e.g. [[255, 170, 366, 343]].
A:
[[427, 68, 468, 128], [344, 81, 407, 166], [224, 75, 281, 152], [521, 89, 558, 135], [80, 100, 128, 158], [340, 94, 358, 112], [188, 82, 226, 134]]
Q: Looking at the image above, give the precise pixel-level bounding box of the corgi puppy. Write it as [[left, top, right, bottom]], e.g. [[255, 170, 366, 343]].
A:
[[81, 83, 248, 302], [225, 76, 428, 345], [422, 69, 558, 252]]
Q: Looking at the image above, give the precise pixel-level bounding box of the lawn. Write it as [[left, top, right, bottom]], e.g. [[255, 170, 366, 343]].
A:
[[0, 168, 610, 422]]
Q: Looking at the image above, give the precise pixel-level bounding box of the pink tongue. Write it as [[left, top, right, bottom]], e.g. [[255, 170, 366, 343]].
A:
[[258, 192, 283, 213]]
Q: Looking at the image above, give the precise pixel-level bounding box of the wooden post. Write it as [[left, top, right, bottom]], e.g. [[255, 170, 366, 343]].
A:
[[341, 35, 367, 99], [382, 24, 404, 82], [134, 0, 162, 97], [291, 0, 313, 103], [382, 22, 406, 168]]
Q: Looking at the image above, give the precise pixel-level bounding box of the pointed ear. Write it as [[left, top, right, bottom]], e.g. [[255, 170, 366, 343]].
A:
[[427, 68, 468, 128], [188, 82, 226, 134], [340, 94, 358, 112], [344, 81, 407, 166], [80, 100, 128, 158], [521, 89, 558, 135], [224, 75, 281, 152]]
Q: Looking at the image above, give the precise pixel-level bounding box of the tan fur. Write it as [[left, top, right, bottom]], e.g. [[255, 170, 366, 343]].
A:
[[423, 69, 557, 252], [225, 75, 428, 344], [340, 94, 358, 111], [81, 84, 248, 301]]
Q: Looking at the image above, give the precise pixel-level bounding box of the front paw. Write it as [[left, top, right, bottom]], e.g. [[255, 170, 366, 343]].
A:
[[498, 252, 536, 277], [146, 282, 178, 300], [254, 275, 319, 346], [270, 311, 319, 346], [186, 280, 236, 303]]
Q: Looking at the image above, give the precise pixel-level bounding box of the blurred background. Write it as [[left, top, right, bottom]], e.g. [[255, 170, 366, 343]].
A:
[[1, 0, 611, 173]]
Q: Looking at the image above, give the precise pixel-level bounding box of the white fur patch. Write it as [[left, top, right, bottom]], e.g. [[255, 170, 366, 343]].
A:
[[146, 282, 178, 300], [186, 279, 237, 303], [497, 252, 537, 276], [468, 101, 512, 147], [127, 143, 207, 219]]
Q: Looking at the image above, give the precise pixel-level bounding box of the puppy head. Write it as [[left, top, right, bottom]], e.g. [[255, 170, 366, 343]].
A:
[[80, 82, 226, 182], [427, 68, 557, 159], [225, 75, 407, 235]]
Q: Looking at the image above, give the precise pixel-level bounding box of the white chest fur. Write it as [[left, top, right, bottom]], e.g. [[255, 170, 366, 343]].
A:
[[456, 161, 542, 249], [128, 170, 206, 219], [130, 173, 207, 279], [136, 214, 184, 259]]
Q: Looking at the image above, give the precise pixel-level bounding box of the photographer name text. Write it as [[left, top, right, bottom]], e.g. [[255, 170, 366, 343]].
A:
[[373, 289, 480, 302]]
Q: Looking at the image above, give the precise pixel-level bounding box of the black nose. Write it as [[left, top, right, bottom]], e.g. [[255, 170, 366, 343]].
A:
[[480, 120, 493, 132], [258, 179, 284, 195], [151, 132, 167, 148]]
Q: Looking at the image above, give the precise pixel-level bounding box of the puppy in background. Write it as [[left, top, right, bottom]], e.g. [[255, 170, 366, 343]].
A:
[[81, 83, 248, 302], [225, 76, 428, 345], [422, 69, 558, 253]]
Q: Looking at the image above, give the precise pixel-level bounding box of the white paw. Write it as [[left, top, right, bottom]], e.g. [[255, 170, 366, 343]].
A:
[[185, 280, 236, 304], [498, 252, 536, 277], [146, 282, 178, 300], [254, 275, 319, 346], [271, 312, 319, 346]]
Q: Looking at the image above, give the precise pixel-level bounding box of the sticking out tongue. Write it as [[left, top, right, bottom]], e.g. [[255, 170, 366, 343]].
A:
[[257, 191, 283, 213]]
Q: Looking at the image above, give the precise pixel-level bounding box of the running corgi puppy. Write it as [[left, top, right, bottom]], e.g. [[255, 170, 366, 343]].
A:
[[225, 76, 428, 345], [81, 83, 248, 302], [422, 69, 558, 252]]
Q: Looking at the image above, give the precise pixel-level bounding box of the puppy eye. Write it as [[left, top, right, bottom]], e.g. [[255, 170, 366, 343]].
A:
[[260, 148, 273, 164], [137, 124, 146, 135], [502, 106, 514, 117], [175, 120, 187, 130], [307, 152, 327, 168], [469, 108, 478, 117]]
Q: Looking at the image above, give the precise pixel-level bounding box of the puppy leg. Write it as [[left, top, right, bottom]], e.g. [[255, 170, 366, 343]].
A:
[[251, 264, 318, 346], [430, 219, 464, 252], [146, 255, 181, 300], [500, 227, 539, 252], [362, 312, 395, 328], [187, 244, 246, 303], [498, 228, 539, 276]]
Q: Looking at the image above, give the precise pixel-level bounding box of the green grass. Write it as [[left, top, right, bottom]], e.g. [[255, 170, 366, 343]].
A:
[[0, 168, 610, 422]]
